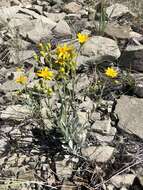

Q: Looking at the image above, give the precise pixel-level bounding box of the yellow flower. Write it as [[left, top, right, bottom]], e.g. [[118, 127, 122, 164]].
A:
[[36, 67, 53, 80], [15, 75, 27, 85], [105, 67, 118, 78], [77, 33, 89, 44], [16, 67, 24, 72], [47, 87, 53, 95], [59, 67, 65, 73], [57, 44, 73, 59]]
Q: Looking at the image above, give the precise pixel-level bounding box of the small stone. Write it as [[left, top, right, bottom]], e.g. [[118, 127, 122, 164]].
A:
[[10, 0, 21, 6], [0, 138, 8, 155], [53, 20, 72, 37], [81, 145, 114, 163], [79, 96, 94, 112], [56, 158, 73, 179], [64, 2, 82, 14], [61, 181, 76, 190], [90, 119, 116, 142], [111, 174, 136, 188], [75, 74, 90, 93]]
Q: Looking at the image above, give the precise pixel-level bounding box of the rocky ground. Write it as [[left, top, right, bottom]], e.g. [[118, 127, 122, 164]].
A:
[[0, 0, 143, 190]]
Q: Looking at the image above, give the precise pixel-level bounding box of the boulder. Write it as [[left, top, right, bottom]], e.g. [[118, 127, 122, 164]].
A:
[[104, 23, 130, 39], [81, 36, 121, 64], [1, 105, 32, 121], [132, 73, 143, 98], [119, 45, 143, 72], [115, 96, 143, 139], [18, 19, 54, 43], [106, 3, 135, 19], [53, 20, 72, 37]]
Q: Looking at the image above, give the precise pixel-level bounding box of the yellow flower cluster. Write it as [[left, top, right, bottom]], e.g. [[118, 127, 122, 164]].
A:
[[15, 33, 89, 94]]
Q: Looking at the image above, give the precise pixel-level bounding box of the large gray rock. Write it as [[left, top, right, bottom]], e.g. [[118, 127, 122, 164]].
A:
[[81, 145, 114, 163], [120, 45, 143, 72], [132, 73, 143, 98], [104, 23, 130, 39], [106, 3, 135, 19], [53, 19, 72, 37], [18, 19, 53, 43], [81, 36, 121, 64], [1, 105, 32, 121], [115, 96, 143, 139], [0, 6, 20, 23]]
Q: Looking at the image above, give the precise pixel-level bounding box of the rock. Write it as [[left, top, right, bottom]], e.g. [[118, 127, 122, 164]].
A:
[[120, 45, 143, 72], [0, 138, 8, 155], [79, 96, 94, 112], [81, 36, 121, 64], [9, 50, 34, 64], [115, 96, 143, 139], [1, 105, 32, 121], [61, 181, 76, 190], [56, 158, 73, 179], [110, 174, 136, 188], [81, 145, 114, 163], [7, 13, 31, 28], [10, 0, 21, 6], [107, 184, 114, 190], [44, 12, 66, 22], [132, 73, 143, 98], [106, 3, 135, 19], [75, 111, 88, 144], [19, 8, 56, 27], [105, 23, 130, 39], [75, 74, 90, 93], [129, 31, 142, 39], [63, 2, 82, 14], [53, 20, 72, 37], [90, 119, 116, 143], [0, 6, 20, 24], [18, 19, 53, 43], [65, 14, 81, 20], [0, 80, 24, 92], [29, 5, 43, 15]]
